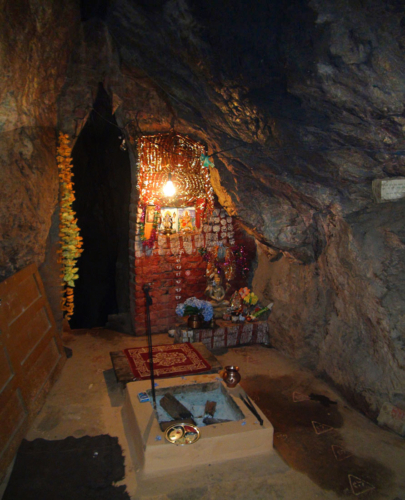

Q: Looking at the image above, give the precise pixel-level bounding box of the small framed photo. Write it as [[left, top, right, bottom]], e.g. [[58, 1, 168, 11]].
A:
[[145, 205, 156, 223]]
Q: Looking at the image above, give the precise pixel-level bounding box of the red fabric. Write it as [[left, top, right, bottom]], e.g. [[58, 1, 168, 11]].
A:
[[123, 343, 211, 380]]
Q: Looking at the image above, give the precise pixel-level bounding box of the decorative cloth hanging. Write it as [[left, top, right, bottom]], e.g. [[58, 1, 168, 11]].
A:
[[137, 132, 214, 212]]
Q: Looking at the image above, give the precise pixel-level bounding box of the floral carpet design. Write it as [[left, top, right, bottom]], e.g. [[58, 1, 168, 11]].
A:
[[123, 343, 211, 379]]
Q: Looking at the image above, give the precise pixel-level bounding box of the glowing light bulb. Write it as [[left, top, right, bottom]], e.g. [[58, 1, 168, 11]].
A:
[[163, 173, 176, 197]]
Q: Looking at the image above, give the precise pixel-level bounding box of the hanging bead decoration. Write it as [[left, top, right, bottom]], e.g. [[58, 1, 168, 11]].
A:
[[137, 132, 214, 213]]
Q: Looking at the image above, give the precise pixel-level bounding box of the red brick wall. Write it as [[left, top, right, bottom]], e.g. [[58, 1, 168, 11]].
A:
[[129, 206, 254, 335]]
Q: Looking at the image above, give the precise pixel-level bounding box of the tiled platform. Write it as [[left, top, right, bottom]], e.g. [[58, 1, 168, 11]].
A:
[[174, 320, 269, 349]]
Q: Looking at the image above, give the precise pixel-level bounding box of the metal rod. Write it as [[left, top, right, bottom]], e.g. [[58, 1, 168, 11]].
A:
[[240, 395, 263, 426], [143, 284, 156, 410]]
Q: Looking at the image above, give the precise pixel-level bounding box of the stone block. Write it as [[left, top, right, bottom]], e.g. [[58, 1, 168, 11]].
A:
[[183, 241, 193, 254], [214, 327, 225, 338], [240, 324, 253, 344], [256, 322, 269, 343], [213, 338, 225, 348], [227, 335, 238, 347], [227, 326, 240, 336], [201, 330, 213, 340], [372, 178, 405, 203], [377, 402, 405, 436], [202, 338, 212, 348], [158, 248, 171, 256]]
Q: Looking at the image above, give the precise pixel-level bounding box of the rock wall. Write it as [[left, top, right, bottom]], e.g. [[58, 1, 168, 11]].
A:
[[0, 0, 78, 281], [253, 201, 405, 417]]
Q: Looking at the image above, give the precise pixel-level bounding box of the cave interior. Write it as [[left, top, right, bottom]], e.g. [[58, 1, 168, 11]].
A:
[[1, 0, 405, 495]]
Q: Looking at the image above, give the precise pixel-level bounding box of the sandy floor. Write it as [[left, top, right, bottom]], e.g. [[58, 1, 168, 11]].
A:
[[1, 329, 404, 500]]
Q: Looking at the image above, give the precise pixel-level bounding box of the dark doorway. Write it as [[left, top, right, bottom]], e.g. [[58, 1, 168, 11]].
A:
[[70, 83, 131, 329]]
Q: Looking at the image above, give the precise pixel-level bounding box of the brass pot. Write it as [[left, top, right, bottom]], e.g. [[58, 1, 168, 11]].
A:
[[223, 366, 241, 388], [187, 314, 203, 329]]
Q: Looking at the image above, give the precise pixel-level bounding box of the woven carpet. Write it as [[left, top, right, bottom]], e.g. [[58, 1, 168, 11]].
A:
[[123, 342, 211, 380]]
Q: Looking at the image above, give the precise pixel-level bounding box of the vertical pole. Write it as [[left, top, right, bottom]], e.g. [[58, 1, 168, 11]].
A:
[[143, 284, 156, 410]]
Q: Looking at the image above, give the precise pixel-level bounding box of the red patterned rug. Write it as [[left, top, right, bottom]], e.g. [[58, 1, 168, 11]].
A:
[[123, 343, 212, 380]]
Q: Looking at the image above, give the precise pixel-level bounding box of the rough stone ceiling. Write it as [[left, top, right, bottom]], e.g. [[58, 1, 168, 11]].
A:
[[79, 0, 405, 263]]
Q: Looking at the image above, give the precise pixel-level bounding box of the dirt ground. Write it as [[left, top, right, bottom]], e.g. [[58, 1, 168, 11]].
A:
[[1, 329, 404, 500]]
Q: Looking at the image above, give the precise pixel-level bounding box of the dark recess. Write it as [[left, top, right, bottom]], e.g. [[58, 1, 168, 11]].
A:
[[70, 83, 131, 329], [80, 0, 111, 21]]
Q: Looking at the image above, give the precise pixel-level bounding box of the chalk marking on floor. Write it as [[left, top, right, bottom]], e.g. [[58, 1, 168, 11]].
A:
[[293, 391, 310, 402], [312, 421, 334, 435], [348, 474, 375, 496], [332, 444, 352, 461]]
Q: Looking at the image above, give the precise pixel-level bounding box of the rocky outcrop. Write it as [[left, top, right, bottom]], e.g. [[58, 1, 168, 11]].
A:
[[0, 0, 78, 280], [254, 202, 405, 417]]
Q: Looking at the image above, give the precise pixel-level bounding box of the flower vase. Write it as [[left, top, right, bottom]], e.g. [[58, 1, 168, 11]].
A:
[[187, 314, 203, 329]]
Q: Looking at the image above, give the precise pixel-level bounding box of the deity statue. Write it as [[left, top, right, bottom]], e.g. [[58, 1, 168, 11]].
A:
[[205, 273, 229, 319], [206, 243, 236, 284], [206, 274, 226, 302]]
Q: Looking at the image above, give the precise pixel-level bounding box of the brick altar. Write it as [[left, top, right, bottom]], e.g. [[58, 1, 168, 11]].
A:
[[174, 320, 270, 349], [129, 204, 255, 335]]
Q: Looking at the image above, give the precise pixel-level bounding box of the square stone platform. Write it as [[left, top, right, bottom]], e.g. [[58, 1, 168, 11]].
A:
[[122, 373, 274, 476]]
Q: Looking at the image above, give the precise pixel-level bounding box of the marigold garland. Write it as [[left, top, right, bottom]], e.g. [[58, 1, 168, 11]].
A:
[[57, 133, 83, 320]]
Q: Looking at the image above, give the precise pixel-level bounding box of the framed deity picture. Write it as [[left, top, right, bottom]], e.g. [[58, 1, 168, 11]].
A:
[[145, 205, 156, 223], [160, 207, 178, 234], [144, 205, 156, 240], [178, 207, 198, 233]]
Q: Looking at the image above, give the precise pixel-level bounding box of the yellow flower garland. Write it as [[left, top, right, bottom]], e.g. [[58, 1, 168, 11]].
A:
[[57, 133, 83, 320]]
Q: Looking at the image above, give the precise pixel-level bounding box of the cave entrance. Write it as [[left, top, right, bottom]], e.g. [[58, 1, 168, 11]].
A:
[[69, 83, 131, 330]]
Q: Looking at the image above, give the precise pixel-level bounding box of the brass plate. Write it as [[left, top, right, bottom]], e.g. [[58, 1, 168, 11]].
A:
[[164, 423, 200, 445]]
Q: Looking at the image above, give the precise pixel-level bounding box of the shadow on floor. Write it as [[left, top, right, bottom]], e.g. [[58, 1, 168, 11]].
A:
[[103, 369, 125, 407], [242, 374, 394, 498]]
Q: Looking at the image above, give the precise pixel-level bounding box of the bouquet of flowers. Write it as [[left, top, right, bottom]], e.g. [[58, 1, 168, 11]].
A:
[[239, 287, 258, 306], [176, 297, 214, 322]]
